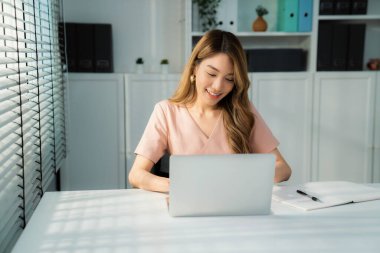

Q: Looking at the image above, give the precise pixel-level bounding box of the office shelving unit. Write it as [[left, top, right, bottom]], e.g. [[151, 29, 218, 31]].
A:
[[182, 0, 380, 184], [317, 0, 380, 71], [186, 0, 380, 73], [186, 0, 314, 71]]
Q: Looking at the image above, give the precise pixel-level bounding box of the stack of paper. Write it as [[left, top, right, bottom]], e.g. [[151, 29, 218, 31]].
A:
[[273, 181, 380, 211]]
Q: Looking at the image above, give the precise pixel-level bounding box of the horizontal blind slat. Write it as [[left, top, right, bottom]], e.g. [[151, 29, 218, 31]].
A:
[[0, 134, 21, 155], [42, 170, 55, 191], [0, 122, 19, 141], [1, 1, 65, 249], [0, 201, 22, 237], [0, 77, 19, 90], [0, 211, 23, 251], [0, 113, 20, 129], [0, 155, 22, 173], [0, 210, 22, 239], [0, 155, 22, 177], [0, 177, 23, 232]]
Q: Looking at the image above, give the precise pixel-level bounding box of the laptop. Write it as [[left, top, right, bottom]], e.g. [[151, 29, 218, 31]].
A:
[[169, 154, 275, 217]]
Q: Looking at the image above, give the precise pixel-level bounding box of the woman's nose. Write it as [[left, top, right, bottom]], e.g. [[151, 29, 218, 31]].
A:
[[211, 77, 224, 90]]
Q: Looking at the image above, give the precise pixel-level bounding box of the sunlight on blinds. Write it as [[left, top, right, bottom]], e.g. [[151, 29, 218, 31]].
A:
[[0, 0, 66, 252]]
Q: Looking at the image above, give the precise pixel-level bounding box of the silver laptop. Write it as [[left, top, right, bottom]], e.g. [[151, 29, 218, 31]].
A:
[[169, 154, 275, 217]]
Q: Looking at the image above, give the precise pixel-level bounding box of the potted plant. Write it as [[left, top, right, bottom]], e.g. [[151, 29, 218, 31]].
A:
[[252, 5, 268, 32], [160, 59, 169, 74], [135, 57, 144, 74], [367, 58, 380, 70], [193, 0, 221, 32]]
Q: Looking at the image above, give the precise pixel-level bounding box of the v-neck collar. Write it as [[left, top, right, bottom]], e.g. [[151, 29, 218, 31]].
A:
[[185, 107, 222, 140]]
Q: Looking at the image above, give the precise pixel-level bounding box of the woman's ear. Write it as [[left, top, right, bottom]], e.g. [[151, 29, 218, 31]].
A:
[[193, 64, 199, 76]]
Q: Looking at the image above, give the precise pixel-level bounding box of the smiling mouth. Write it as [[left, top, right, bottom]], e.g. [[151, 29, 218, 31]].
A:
[[206, 88, 222, 98]]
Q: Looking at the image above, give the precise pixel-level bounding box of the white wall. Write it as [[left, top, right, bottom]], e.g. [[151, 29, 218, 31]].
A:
[[63, 0, 185, 73]]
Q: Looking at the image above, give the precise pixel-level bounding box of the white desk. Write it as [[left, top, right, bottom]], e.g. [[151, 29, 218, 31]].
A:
[[11, 188, 380, 253]]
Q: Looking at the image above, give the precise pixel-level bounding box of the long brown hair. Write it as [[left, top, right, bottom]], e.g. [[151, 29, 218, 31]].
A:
[[170, 30, 254, 153]]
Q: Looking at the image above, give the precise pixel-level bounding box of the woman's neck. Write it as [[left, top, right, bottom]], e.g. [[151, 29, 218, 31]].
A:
[[188, 103, 220, 117]]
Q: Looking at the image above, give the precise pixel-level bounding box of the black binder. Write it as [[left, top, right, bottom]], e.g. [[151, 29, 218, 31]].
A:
[[246, 49, 306, 72], [319, 0, 335, 15], [317, 22, 334, 71], [331, 23, 349, 70], [58, 23, 66, 67], [351, 0, 368, 14], [64, 23, 77, 72], [94, 24, 113, 72], [334, 0, 351, 14], [76, 24, 94, 72], [347, 24, 366, 70]]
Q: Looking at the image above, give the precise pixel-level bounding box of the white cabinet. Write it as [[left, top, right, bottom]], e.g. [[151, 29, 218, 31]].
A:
[[374, 72, 380, 182], [250, 71, 379, 184], [312, 72, 376, 183], [123, 72, 380, 185], [63, 74, 125, 190], [124, 74, 180, 188], [250, 73, 313, 185]]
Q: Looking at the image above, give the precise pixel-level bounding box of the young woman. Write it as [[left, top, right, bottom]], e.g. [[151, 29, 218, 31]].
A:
[[128, 30, 291, 192]]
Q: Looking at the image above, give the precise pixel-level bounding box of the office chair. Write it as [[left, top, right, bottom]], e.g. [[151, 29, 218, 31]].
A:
[[151, 153, 170, 178]]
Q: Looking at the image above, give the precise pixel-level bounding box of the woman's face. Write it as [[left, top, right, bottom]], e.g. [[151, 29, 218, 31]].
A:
[[193, 53, 235, 108]]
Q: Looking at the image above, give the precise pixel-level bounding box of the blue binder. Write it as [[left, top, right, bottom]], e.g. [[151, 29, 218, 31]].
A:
[[277, 0, 299, 32], [298, 0, 313, 32]]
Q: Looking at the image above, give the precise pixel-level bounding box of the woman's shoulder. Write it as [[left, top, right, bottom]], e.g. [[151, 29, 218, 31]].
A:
[[247, 100, 257, 113], [156, 99, 185, 109], [155, 99, 186, 114]]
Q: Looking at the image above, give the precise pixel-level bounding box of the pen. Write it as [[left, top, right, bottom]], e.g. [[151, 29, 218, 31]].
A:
[[296, 190, 321, 202]]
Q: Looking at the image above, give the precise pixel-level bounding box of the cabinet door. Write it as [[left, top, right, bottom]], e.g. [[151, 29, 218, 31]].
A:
[[374, 72, 380, 182], [125, 74, 179, 188], [63, 74, 125, 190], [313, 72, 376, 183], [251, 73, 313, 185]]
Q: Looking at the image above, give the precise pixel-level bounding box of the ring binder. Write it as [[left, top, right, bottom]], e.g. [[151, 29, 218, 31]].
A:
[[277, 0, 299, 32], [298, 0, 313, 32]]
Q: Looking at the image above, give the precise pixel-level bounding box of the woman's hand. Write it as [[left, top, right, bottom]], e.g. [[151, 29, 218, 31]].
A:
[[128, 155, 170, 193], [270, 148, 292, 183]]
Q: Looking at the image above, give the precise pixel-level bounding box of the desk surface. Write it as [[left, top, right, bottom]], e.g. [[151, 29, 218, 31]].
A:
[[11, 187, 380, 253]]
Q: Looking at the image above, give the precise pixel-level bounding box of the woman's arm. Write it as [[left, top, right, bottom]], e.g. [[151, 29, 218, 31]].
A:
[[128, 155, 170, 193], [270, 148, 292, 183]]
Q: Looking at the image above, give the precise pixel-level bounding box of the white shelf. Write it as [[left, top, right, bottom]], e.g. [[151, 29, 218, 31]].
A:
[[318, 15, 380, 21], [237, 32, 312, 37], [191, 31, 312, 37]]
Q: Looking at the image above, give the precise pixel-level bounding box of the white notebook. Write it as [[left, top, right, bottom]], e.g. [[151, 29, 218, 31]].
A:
[[273, 181, 380, 211]]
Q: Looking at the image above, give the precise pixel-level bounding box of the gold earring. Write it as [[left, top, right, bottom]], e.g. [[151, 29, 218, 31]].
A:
[[190, 75, 195, 83]]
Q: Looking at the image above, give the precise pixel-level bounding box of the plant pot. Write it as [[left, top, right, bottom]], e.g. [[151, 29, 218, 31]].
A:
[[135, 64, 144, 74], [252, 16, 267, 32], [161, 64, 169, 74]]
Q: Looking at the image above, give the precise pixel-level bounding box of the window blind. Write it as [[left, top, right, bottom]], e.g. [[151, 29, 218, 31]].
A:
[[0, 0, 65, 252]]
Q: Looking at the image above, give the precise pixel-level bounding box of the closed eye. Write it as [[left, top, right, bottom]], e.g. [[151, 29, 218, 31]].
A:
[[207, 72, 216, 77]]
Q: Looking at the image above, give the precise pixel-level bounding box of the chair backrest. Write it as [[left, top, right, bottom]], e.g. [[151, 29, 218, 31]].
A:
[[151, 153, 170, 178]]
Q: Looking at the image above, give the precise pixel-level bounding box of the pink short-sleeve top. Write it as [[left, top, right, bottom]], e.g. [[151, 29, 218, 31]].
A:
[[135, 100, 279, 163]]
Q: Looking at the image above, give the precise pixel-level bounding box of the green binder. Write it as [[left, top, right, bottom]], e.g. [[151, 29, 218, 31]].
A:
[[277, 0, 299, 32]]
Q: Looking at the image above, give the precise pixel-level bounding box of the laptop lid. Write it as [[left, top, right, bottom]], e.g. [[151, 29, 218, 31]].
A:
[[169, 154, 275, 217]]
